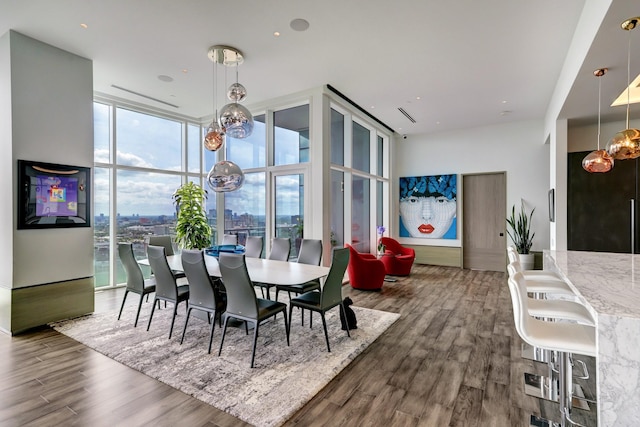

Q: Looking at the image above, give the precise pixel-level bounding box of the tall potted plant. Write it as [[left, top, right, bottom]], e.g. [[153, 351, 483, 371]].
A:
[[506, 201, 535, 269], [173, 182, 212, 250]]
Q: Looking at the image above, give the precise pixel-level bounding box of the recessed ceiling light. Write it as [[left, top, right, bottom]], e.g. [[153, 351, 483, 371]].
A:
[[416, 96, 421, 100], [182, 69, 188, 73], [290, 18, 310, 31], [158, 75, 173, 83], [80, 23, 88, 29], [371, 105, 375, 109], [274, 31, 281, 37], [502, 100, 508, 104]]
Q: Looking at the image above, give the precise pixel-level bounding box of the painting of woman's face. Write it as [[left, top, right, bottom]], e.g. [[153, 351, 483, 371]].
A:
[[399, 195, 456, 239]]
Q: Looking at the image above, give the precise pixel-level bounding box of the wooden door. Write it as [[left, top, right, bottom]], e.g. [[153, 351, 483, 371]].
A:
[[462, 172, 507, 271]]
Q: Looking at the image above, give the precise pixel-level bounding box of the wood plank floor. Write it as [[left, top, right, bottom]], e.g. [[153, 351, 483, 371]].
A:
[[0, 265, 590, 426]]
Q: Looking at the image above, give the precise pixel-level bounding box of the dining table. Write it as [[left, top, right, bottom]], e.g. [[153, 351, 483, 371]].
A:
[[139, 253, 330, 289]]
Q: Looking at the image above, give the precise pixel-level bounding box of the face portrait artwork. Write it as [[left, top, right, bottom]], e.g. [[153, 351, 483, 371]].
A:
[[399, 175, 457, 239]]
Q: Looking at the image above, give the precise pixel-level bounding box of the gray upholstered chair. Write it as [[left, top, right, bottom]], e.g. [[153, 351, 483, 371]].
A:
[[218, 253, 289, 368], [179, 249, 226, 353], [221, 234, 238, 245], [288, 247, 350, 352], [275, 238, 322, 302], [244, 236, 263, 258], [254, 237, 290, 299], [117, 243, 156, 327], [147, 235, 185, 279], [148, 235, 175, 255], [146, 245, 190, 339]]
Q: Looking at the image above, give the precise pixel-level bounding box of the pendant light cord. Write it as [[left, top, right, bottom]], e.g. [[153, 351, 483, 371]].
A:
[[626, 33, 632, 129], [598, 72, 602, 150]]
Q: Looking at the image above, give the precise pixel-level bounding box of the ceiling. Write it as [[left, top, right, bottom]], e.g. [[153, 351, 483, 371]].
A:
[[2, 0, 639, 136]]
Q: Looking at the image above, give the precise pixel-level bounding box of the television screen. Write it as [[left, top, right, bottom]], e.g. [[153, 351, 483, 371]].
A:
[[18, 160, 91, 229]]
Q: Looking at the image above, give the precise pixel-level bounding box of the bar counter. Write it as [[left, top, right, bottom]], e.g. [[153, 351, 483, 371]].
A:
[[544, 250, 640, 427]]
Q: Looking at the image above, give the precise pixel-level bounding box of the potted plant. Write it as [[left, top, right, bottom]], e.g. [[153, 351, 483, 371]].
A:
[[173, 182, 212, 250], [506, 201, 535, 269]]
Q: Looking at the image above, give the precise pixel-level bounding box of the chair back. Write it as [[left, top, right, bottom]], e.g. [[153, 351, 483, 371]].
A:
[[218, 253, 258, 318], [507, 271, 527, 342], [245, 236, 264, 258], [118, 242, 145, 292], [507, 260, 522, 277], [297, 239, 322, 266], [148, 235, 175, 256], [268, 237, 290, 261], [147, 245, 178, 300], [181, 249, 217, 310], [222, 234, 238, 245], [507, 247, 519, 263], [380, 237, 402, 254], [320, 247, 349, 309]]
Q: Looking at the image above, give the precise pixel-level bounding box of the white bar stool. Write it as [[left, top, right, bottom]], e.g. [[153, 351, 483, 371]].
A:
[[509, 272, 596, 427]]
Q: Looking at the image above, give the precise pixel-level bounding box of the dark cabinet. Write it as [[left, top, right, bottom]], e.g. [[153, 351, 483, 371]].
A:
[[568, 151, 639, 253]]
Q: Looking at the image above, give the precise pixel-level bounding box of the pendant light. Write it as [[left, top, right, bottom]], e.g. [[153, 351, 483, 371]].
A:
[[219, 57, 254, 139], [583, 68, 614, 173], [606, 17, 640, 160], [203, 50, 225, 152]]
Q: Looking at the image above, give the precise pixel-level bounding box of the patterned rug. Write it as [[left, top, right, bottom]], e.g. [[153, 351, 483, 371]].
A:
[[51, 297, 400, 427]]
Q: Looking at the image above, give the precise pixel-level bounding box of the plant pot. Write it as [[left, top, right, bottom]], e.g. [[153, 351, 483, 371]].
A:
[[519, 253, 535, 270]]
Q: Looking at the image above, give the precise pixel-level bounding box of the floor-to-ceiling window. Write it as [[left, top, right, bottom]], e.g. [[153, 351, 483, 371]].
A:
[[93, 100, 201, 287], [329, 104, 390, 254], [94, 88, 389, 286]]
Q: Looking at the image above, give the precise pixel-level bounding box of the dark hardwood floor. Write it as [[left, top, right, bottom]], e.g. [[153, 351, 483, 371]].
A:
[[0, 265, 593, 426]]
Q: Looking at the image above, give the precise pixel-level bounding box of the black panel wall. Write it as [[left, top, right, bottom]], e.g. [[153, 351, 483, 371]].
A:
[[567, 151, 638, 253]]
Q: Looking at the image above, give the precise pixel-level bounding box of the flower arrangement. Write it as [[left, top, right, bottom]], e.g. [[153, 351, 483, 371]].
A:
[[377, 225, 386, 253]]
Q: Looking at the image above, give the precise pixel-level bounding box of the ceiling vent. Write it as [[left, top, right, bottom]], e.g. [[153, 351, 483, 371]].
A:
[[111, 85, 179, 109], [398, 107, 416, 123]]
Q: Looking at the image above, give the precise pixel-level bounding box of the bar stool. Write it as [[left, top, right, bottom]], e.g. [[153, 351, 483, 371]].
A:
[[508, 260, 577, 298], [508, 272, 596, 426], [507, 246, 564, 281]]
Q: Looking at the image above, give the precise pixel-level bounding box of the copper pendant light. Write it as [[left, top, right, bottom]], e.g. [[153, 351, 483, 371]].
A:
[[583, 68, 614, 173], [606, 17, 640, 160]]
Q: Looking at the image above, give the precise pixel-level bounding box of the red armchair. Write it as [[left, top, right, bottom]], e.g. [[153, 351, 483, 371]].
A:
[[345, 244, 385, 291], [379, 237, 415, 276]]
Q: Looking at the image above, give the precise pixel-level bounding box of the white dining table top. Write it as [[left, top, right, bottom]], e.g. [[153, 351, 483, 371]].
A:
[[140, 254, 330, 286]]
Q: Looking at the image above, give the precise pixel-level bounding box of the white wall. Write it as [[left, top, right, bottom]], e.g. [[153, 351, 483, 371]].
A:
[[395, 120, 550, 251], [0, 32, 12, 289], [7, 31, 94, 288]]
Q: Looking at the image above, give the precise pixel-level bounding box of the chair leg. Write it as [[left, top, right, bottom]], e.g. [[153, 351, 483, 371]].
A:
[[320, 312, 330, 352], [118, 290, 129, 321], [208, 311, 216, 354], [287, 304, 294, 338], [147, 297, 158, 331], [180, 307, 192, 344], [218, 316, 230, 356], [134, 293, 144, 327], [168, 303, 178, 339], [250, 321, 259, 368], [274, 288, 279, 302], [282, 311, 290, 346], [339, 303, 351, 337]]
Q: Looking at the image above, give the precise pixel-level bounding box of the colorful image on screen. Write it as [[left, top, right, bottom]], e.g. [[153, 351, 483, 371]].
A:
[[35, 175, 78, 216]]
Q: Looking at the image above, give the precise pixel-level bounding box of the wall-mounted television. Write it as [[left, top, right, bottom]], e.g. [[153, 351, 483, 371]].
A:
[[17, 160, 91, 229]]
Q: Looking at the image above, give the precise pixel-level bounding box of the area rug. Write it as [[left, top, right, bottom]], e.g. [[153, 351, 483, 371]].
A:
[[51, 298, 400, 427]]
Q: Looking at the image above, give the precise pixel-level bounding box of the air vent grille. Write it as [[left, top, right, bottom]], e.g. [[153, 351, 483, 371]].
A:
[[398, 107, 416, 123]]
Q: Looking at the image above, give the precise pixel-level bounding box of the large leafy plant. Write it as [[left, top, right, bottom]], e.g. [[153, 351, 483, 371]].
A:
[[506, 202, 535, 254], [173, 182, 212, 250]]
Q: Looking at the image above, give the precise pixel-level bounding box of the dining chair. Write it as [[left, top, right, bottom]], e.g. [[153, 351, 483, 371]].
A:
[[147, 235, 186, 279], [146, 245, 190, 339], [254, 237, 290, 299], [222, 234, 238, 245], [288, 247, 350, 352], [275, 238, 322, 302], [179, 249, 227, 353], [244, 236, 263, 258], [217, 253, 289, 368], [117, 243, 156, 327]]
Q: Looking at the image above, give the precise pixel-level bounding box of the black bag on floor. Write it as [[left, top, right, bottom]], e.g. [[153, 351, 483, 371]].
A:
[[339, 297, 358, 330]]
